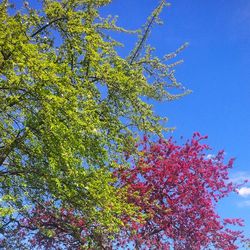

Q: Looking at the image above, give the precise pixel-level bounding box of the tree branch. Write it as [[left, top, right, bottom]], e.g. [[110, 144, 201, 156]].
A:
[[129, 0, 166, 64], [0, 130, 27, 166], [31, 17, 67, 38]]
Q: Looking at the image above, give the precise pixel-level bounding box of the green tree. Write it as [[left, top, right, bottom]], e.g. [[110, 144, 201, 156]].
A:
[[0, 0, 189, 247]]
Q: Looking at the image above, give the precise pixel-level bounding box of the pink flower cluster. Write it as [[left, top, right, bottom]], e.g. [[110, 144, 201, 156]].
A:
[[115, 133, 244, 249]]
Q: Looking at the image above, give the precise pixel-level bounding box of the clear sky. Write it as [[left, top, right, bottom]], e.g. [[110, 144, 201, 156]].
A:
[[101, 0, 250, 246]]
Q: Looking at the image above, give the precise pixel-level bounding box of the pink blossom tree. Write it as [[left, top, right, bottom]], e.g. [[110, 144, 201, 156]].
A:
[[115, 133, 245, 249]]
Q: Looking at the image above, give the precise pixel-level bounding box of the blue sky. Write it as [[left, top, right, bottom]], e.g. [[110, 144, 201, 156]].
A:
[[101, 0, 250, 246]]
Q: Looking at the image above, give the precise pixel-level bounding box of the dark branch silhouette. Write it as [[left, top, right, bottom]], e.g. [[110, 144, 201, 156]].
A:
[[129, 0, 165, 64], [31, 17, 67, 37]]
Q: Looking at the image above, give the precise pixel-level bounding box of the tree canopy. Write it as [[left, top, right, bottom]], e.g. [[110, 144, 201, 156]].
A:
[[0, 0, 190, 248], [3, 134, 245, 249], [116, 134, 244, 249], [0, 0, 245, 249]]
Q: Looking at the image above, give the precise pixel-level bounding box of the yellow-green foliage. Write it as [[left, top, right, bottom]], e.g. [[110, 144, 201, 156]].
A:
[[0, 0, 189, 246]]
